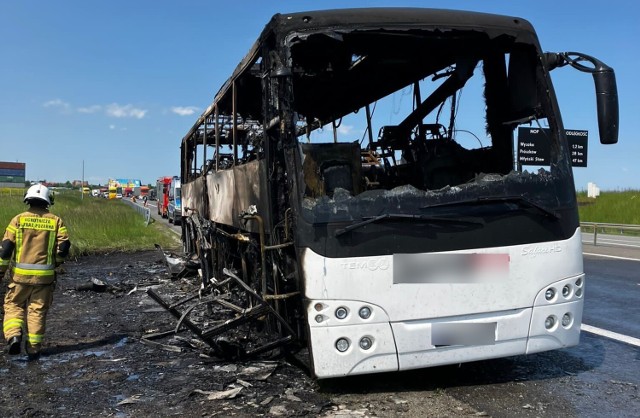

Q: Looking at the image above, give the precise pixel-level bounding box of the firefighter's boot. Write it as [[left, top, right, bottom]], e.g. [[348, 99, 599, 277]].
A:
[[7, 336, 21, 355]]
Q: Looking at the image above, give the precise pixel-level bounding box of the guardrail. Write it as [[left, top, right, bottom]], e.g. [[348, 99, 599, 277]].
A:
[[122, 198, 151, 226], [580, 222, 640, 246], [115, 205, 636, 243]]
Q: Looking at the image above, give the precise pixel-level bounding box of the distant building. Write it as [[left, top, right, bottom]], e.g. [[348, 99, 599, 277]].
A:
[[0, 161, 26, 189], [72, 180, 89, 188]]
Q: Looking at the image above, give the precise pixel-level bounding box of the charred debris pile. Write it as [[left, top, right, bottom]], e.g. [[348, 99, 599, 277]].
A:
[[144, 244, 301, 365]]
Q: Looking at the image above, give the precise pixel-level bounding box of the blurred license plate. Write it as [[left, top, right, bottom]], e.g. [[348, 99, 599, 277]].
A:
[[394, 253, 509, 283], [431, 322, 497, 346]]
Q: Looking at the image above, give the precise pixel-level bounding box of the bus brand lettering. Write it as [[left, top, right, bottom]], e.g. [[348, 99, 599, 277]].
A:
[[340, 259, 390, 271], [521, 244, 562, 257]]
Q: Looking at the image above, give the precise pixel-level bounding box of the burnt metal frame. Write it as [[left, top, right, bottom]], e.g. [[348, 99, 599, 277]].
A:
[[146, 266, 295, 359]]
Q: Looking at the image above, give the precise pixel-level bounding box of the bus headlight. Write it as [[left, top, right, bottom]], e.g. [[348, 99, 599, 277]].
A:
[[336, 338, 350, 352], [358, 306, 372, 319], [315, 315, 324, 323], [359, 336, 373, 350], [562, 313, 572, 328], [545, 288, 556, 301], [335, 307, 349, 320], [562, 284, 572, 298], [545, 315, 556, 330]]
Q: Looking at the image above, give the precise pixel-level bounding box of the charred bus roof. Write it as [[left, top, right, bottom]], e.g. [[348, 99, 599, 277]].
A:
[[182, 8, 540, 146], [268, 8, 535, 35]]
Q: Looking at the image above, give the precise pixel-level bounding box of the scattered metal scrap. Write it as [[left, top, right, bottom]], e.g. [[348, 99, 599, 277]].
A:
[[154, 244, 199, 278], [146, 249, 297, 361]]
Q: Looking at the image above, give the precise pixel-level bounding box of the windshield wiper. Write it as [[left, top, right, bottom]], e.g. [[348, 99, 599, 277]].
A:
[[420, 195, 560, 220], [334, 213, 483, 237]]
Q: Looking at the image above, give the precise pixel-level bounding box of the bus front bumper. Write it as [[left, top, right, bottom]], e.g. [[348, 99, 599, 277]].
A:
[[307, 285, 583, 379]]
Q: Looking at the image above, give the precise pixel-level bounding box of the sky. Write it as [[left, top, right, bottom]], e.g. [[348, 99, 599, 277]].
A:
[[1, 0, 637, 190]]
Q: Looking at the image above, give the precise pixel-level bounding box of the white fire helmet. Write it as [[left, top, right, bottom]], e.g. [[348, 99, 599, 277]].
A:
[[24, 183, 53, 206]]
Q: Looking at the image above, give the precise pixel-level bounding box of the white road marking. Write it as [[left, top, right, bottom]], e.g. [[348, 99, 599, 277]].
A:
[[581, 324, 640, 348], [583, 252, 640, 262]]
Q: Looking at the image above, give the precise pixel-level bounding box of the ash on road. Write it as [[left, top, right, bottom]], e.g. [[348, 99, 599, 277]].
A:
[[5, 249, 626, 417], [0, 250, 481, 417]]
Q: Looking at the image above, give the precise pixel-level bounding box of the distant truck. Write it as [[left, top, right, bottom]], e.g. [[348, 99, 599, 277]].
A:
[[167, 176, 182, 225], [108, 185, 117, 199], [156, 176, 172, 218]]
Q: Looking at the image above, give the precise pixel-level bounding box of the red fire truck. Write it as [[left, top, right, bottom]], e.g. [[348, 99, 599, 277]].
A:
[[156, 176, 172, 218]]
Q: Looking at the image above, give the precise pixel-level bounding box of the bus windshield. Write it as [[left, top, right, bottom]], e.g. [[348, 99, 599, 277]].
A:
[[291, 28, 573, 224]]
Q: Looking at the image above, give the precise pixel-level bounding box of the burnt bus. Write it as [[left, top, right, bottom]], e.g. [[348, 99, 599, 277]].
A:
[[176, 8, 618, 378]]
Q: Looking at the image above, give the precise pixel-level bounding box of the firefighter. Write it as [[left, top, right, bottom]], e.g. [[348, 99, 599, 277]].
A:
[[0, 184, 70, 359]]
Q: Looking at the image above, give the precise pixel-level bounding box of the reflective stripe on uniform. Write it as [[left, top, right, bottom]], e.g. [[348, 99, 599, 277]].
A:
[[12, 266, 55, 276], [28, 333, 44, 344], [15, 225, 23, 263], [59, 226, 68, 234], [15, 262, 55, 270], [0, 259, 9, 267], [3, 318, 24, 333], [47, 226, 55, 265], [6, 225, 17, 234]]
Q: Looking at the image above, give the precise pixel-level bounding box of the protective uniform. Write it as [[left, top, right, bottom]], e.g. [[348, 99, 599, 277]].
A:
[[1, 184, 70, 357]]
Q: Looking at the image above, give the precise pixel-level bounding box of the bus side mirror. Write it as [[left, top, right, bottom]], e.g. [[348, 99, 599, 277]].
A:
[[545, 52, 619, 145], [592, 68, 618, 144]]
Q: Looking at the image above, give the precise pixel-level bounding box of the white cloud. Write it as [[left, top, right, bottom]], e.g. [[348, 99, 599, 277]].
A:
[[43, 99, 147, 119], [337, 124, 354, 135], [171, 106, 199, 116], [109, 124, 116, 130], [106, 103, 147, 119], [43, 99, 70, 109], [77, 105, 102, 114]]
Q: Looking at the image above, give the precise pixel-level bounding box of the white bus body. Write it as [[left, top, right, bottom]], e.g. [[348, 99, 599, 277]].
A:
[[174, 8, 617, 378]]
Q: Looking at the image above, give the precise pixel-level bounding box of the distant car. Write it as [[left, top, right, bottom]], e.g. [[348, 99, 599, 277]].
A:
[[116, 193, 123, 199], [167, 177, 182, 225]]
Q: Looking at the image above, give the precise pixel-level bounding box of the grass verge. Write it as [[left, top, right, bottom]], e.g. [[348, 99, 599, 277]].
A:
[[577, 190, 640, 224], [0, 190, 180, 256]]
